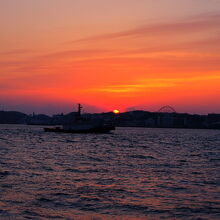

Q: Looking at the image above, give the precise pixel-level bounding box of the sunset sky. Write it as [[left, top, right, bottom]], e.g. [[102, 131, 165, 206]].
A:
[[0, 0, 220, 114]]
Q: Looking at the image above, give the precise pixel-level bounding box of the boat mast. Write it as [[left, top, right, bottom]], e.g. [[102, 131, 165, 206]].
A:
[[78, 104, 82, 116]]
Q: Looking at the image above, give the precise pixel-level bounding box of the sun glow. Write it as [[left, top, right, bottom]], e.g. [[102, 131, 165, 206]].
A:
[[113, 109, 120, 114]]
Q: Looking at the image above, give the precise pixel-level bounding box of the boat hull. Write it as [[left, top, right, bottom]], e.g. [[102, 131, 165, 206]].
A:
[[44, 126, 115, 133]]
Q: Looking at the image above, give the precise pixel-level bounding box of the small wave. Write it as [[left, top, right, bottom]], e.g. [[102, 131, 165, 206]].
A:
[[1, 184, 13, 189], [0, 171, 10, 178], [0, 209, 10, 218], [191, 171, 202, 175], [36, 197, 54, 203], [40, 166, 54, 171], [202, 180, 220, 186], [65, 168, 107, 173], [88, 156, 104, 162], [209, 158, 220, 162], [65, 139, 76, 143], [79, 196, 101, 202], [22, 210, 41, 217], [174, 206, 220, 214], [156, 184, 187, 192], [129, 155, 155, 160], [50, 192, 70, 197]]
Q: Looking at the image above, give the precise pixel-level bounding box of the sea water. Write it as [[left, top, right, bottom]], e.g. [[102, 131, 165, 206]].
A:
[[0, 125, 219, 219]]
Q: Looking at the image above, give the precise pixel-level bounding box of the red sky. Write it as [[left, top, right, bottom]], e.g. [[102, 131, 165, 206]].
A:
[[0, 0, 220, 114]]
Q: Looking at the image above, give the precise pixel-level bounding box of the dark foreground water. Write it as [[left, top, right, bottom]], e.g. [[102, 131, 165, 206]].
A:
[[0, 125, 219, 220]]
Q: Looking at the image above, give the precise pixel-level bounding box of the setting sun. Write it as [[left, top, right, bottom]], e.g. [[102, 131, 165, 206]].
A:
[[113, 109, 120, 114]]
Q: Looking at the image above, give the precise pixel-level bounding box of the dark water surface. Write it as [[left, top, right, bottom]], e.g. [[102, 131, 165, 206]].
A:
[[0, 125, 219, 219]]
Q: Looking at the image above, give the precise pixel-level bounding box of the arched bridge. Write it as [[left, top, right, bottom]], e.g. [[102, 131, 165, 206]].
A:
[[158, 105, 176, 113]]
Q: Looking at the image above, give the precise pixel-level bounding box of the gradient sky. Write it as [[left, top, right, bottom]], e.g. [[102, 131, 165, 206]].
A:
[[0, 0, 220, 114]]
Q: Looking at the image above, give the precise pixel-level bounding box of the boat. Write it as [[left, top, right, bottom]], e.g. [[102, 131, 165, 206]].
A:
[[44, 104, 115, 133]]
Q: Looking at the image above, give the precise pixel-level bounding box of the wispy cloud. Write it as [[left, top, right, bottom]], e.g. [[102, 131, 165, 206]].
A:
[[72, 13, 220, 43], [1, 12, 220, 84], [117, 35, 220, 57], [40, 49, 114, 60], [88, 75, 220, 94], [0, 48, 115, 76], [0, 49, 34, 55]]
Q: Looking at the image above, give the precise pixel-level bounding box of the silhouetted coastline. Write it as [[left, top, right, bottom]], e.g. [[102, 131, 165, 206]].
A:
[[0, 110, 220, 130]]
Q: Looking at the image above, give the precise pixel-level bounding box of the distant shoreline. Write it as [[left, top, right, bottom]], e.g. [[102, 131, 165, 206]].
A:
[[0, 110, 220, 130]]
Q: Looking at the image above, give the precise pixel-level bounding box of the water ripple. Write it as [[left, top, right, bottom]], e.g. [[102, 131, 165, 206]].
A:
[[0, 125, 219, 219]]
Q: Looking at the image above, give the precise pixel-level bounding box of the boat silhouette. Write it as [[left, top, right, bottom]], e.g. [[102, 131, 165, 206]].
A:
[[44, 104, 115, 133]]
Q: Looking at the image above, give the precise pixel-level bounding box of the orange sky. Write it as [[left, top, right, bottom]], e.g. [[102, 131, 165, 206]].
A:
[[0, 0, 220, 114]]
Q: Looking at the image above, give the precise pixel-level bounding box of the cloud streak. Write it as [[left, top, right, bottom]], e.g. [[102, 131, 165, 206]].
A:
[[0, 49, 35, 56], [88, 75, 220, 94], [72, 13, 220, 43], [40, 49, 114, 60]]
